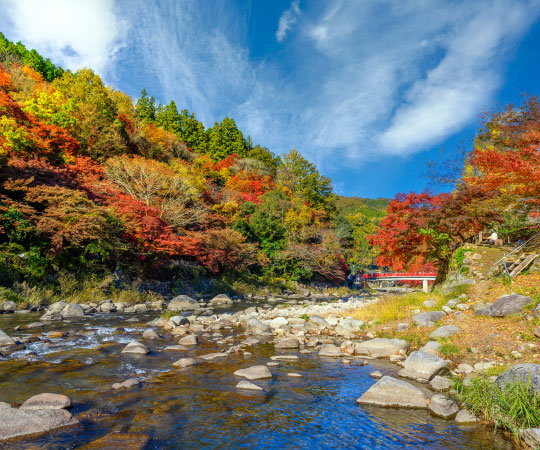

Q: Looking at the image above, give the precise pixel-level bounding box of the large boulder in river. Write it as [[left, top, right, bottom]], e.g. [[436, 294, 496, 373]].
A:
[[356, 376, 428, 409], [489, 294, 532, 317], [398, 351, 447, 382], [247, 318, 272, 335], [0, 330, 16, 347], [413, 311, 445, 327], [21, 393, 71, 410], [0, 408, 78, 440], [208, 294, 233, 307], [495, 364, 540, 393], [354, 338, 408, 358], [167, 295, 200, 312], [121, 341, 149, 355], [60, 303, 85, 318], [234, 365, 272, 380]]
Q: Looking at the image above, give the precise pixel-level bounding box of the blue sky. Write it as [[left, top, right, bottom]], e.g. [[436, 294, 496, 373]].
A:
[[1, 0, 540, 198]]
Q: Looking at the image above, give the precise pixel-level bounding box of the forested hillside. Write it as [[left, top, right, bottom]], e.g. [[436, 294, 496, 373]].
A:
[[0, 32, 386, 293]]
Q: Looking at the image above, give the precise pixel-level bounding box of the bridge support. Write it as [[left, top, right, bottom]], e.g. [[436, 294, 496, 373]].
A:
[[422, 279, 429, 293]]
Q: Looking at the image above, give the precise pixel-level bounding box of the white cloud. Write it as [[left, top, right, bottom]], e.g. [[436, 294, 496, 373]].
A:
[[0, 0, 127, 75], [276, 0, 301, 43]]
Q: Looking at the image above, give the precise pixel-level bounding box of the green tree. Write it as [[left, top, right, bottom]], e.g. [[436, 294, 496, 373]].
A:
[[277, 149, 334, 212], [206, 117, 247, 160], [156, 100, 180, 133], [135, 89, 156, 122]]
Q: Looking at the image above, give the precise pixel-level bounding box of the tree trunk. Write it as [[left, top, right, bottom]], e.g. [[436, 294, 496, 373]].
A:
[[433, 257, 450, 288]]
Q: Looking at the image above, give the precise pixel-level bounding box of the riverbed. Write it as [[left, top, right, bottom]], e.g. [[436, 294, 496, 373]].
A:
[[0, 307, 515, 449]]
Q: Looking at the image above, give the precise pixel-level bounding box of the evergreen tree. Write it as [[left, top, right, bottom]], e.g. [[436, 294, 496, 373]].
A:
[[206, 117, 247, 160], [135, 89, 156, 122]]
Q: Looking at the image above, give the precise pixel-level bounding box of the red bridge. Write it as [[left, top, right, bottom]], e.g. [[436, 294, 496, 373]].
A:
[[356, 272, 437, 292]]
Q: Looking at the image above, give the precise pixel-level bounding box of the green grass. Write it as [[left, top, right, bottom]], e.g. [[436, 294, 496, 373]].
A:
[[455, 376, 540, 438], [300, 314, 309, 321], [438, 340, 461, 357]]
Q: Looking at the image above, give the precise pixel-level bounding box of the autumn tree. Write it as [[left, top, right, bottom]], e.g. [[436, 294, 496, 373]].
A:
[[370, 186, 502, 286]]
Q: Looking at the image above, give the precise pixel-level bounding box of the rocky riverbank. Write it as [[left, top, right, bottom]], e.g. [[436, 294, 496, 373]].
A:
[[0, 291, 536, 448]]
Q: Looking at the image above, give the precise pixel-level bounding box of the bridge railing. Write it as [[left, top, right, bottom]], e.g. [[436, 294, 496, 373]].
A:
[[360, 272, 437, 279]]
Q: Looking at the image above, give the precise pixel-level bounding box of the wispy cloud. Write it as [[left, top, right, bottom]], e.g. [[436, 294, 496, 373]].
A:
[[1, 0, 539, 174], [0, 0, 127, 76], [276, 0, 301, 43]]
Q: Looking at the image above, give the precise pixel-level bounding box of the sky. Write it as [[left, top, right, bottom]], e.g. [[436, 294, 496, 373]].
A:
[[1, 0, 540, 198]]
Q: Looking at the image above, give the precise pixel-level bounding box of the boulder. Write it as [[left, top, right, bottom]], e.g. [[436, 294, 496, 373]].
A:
[[172, 358, 198, 368], [270, 317, 289, 329], [209, 294, 233, 307], [121, 341, 149, 355], [247, 318, 272, 335], [309, 315, 329, 327], [0, 329, 16, 347], [234, 365, 272, 380], [99, 302, 115, 313], [274, 337, 300, 349], [419, 341, 441, 356], [454, 409, 479, 424], [356, 376, 428, 409], [429, 394, 459, 418], [236, 380, 263, 391], [489, 294, 532, 317], [522, 428, 540, 449], [1, 301, 16, 313], [112, 378, 140, 389], [496, 364, 540, 393], [141, 329, 160, 340], [21, 393, 71, 410], [0, 408, 78, 440], [413, 311, 445, 327], [340, 318, 365, 330], [60, 303, 84, 318], [133, 304, 147, 314], [430, 375, 452, 391], [167, 295, 200, 312], [396, 323, 409, 332], [354, 338, 408, 358], [178, 334, 198, 346], [318, 344, 342, 357], [398, 351, 447, 382], [423, 300, 437, 308], [429, 325, 460, 339], [370, 371, 383, 379]]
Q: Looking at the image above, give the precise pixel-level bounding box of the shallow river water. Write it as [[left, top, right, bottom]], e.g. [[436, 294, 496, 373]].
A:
[[0, 310, 515, 449]]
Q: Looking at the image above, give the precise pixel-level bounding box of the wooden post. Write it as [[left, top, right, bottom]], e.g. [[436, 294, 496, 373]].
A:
[[422, 279, 429, 293]]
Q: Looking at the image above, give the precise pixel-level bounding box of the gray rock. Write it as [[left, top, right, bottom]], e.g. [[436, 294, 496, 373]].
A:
[[236, 380, 263, 391], [141, 329, 160, 340], [396, 323, 409, 332], [419, 341, 441, 355], [1, 301, 16, 313], [26, 322, 44, 329], [446, 299, 459, 308], [0, 408, 78, 440], [60, 303, 84, 318], [533, 304, 540, 318], [274, 337, 300, 349], [21, 393, 71, 410], [370, 371, 383, 379], [112, 378, 140, 389], [234, 365, 272, 380], [270, 355, 299, 361], [270, 317, 288, 329], [429, 394, 459, 418], [398, 351, 447, 382], [340, 318, 365, 330], [247, 318, 272, 335], [430, 375, 452, 391], [133, 304, 147, 314], [522, 428, 540, 449], [423, 300, 437, 308], [178, 334, 198, 346], [489, 294, 532, 317], [309, 315, 329, 327], [99, 302, 115, 313], [0, 329, 16, 346], [356, 376, 428, 409], [413, 311, 445, 327], [173, 358, 198, 368], [164, 345, 189, 351], [354, 338, 408, 358], [496, 364, 540, 393], [209, 294, 233, 307], [429, 325, 460, 339], [121, 341, 149, 354], [199, 352, 228, 361], [167, 295, 200, 312], [442, 306, 453, 314], [454, 409, 479, 424], [318, 344, 342, 357]]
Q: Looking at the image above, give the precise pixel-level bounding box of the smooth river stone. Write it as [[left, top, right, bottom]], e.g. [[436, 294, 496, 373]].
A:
[[398, 351, 447, 382], [21, 393, 71, 410], [0, 408, 78, 440], [234, 365, 272, 380], [236, 380, 263, 391], [121, 341, 149, 354], [356, 376, 428, 409]]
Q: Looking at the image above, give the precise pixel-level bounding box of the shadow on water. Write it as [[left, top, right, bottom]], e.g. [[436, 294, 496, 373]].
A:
[[0, 311, 515, 449]]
